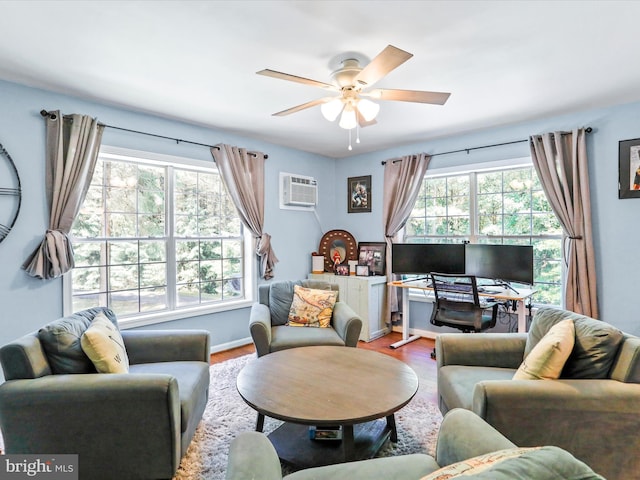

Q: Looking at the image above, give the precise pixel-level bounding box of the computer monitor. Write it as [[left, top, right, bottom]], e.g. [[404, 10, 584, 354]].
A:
[[464, 244, 534, 285], [391, 243, 466, 275]]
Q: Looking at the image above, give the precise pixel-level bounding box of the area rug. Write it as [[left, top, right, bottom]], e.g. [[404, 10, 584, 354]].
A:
[[173, 354, 443, 480]]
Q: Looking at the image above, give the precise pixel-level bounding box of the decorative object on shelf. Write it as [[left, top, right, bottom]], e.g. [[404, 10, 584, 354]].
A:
[[356, 264, 370, 276], [318, 229, 358, 272], [311, 253, 325, 274], [357, 242, 386, 276], [348, 260, 358, 275], [335, 265, 350, 276], [348, 175, 371, 213], [0, 141, 22, 244], [619, 137, 640, 199]]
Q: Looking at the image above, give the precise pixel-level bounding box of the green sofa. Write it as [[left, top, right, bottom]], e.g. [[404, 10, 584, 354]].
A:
[[226, 408, 603, 479], [0, 307, 211, 480], [437, 306, 640, 480]]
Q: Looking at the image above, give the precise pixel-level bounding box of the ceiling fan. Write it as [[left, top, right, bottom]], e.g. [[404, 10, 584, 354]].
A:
[[257, 45, 451, 137]]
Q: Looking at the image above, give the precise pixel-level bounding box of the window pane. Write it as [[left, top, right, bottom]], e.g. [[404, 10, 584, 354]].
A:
[[140, 287, 167, 312], [109, 265, 138, 291]]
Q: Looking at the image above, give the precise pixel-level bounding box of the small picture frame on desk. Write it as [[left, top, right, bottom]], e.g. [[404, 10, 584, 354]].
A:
[[335, 265, 350, 276], [356, 264, 370, 276]]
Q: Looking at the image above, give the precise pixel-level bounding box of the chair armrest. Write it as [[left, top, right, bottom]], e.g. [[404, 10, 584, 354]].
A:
[[471, 378, 640, 477], [436, 408, 516, 466], [0, 374, 181, 474], [0, 334, 51, 380], [332, 302, 362, 347], [610, 336, 640, 383], [250, 303, 272, 357], [436, 333, 527, 369], [122, 329, 210, 364], [226, 431, 283, 480]]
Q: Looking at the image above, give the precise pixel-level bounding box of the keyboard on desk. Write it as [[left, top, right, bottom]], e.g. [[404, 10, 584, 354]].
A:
[[437, 283, 473, 293]]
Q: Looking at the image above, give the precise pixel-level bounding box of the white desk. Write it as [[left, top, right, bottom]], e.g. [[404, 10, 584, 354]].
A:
[[388, 280, 537, 349]]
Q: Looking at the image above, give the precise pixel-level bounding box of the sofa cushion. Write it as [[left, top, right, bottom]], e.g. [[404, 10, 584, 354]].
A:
[[513, 319, 574, 380], [438, 366, 515, 411], [564, 315, 624, 379], [269, 281, 301, 326], [420, 446, 603, 479], [526, 307, 624, 379], [38, 316, 94, 374], [81, 313, 129, 373], [288, 285, 337, 327], [270, 325, 345, 353]]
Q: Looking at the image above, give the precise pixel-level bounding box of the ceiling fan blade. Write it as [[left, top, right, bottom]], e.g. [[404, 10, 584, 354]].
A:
[[353, 45, 413, 87], [357, 111, 377, 128], [364, 88, 451, 105], [257, 69, 337, 91], [272, 97, 333, 116]]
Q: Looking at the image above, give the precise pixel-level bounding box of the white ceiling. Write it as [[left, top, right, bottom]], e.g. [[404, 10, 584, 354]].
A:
[[0, 0, 639, 159]]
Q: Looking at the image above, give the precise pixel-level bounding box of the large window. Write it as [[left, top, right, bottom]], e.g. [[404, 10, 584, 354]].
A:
[[65, 147, 253, 325], [405, 160, 563, 305]]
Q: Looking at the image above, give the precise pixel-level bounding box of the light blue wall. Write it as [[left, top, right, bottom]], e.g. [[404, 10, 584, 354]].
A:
[[336, 100, 640, 336], [1, 77, 639, 356]]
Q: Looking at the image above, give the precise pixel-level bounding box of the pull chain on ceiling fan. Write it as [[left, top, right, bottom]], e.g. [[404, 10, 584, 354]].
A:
[[257, 45, 451, 150]]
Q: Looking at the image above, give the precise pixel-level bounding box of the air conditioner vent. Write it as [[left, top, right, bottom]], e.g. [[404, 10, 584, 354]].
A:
[[281, 173, 317, 207]]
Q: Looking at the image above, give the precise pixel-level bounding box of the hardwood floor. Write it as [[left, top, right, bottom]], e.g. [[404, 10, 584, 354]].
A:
[[210, 332, 438, 404]]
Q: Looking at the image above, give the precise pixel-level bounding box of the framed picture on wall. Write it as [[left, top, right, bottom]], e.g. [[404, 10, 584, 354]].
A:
[[348, 175, 371, 213], [619, 137, 640, 199], [357, 242, 386, 276]]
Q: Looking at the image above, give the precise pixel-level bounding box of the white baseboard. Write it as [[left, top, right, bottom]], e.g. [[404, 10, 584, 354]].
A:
[[210, 336, 253, 354]]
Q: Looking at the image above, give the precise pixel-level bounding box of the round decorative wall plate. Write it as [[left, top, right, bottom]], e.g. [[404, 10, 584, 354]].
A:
[[318, 229, 357, 272], [0, 142, 21, 244]]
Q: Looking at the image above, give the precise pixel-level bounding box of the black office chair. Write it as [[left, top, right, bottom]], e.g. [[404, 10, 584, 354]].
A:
[[429, 272, 499, 333]]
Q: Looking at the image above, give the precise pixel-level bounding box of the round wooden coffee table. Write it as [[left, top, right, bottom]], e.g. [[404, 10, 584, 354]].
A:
[[236, 345, 419, 469]]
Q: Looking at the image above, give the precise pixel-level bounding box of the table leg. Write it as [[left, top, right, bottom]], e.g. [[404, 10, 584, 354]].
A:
[[386, 414, 398, 443], [516, 300, 527, 333], [342, 424, 354, 461], [256, 413, 264, 432], [390, 288, 421, 349]]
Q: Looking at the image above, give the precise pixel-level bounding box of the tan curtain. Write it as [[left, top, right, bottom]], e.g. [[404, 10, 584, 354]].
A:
[[210, 144, 278, 280], [23, 112, 104, 280], [529, 128, 598, 317], [382, 153, 431, 322]]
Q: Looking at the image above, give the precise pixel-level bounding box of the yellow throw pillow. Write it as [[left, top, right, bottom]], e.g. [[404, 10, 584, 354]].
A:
[[513, 318, 575, 380], [287, 285, 337, 328], [80, 313, 129, 373], [420, 447, 542, 479]]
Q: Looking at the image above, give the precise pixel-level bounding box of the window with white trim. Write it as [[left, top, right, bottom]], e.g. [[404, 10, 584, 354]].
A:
[[65, 147, 253, 325], [405, 161, 563, 306]]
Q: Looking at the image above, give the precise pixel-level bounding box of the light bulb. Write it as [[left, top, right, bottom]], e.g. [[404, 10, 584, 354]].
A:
[[320, 98, 344, 122], [339, 104, 357, 130], [356, 98, 380, 122]]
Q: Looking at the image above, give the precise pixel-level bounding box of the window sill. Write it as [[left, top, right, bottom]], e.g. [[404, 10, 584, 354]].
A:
[[118, 298, 253, 329]]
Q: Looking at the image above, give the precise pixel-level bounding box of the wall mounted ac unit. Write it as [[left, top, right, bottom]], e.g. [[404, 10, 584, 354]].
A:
[[281, 173, 318, 208]]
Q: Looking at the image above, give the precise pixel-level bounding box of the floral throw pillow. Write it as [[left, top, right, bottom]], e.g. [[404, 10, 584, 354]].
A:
[[287, 285, 337, 328], [420, 447, 542, 479]]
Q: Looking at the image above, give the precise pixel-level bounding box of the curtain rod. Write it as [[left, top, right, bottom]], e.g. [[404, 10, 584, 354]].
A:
[[39, 110, 268, 159], [381, 127, 593, 165]]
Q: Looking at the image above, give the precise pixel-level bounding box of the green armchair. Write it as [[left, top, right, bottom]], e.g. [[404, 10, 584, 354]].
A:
[[436, 306, 640, 480], [0, 307, 211, 480], [250, 280, 362, 357]]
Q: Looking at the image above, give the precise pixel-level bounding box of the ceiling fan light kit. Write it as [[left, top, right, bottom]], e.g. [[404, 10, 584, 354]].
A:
[[258, 45, 450, 150]]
